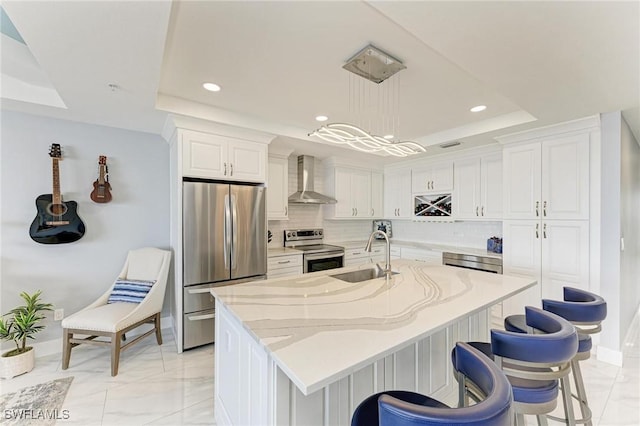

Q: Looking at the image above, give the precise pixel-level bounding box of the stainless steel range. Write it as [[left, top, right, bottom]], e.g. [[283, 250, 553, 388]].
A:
[[284, 228, 344, 273]]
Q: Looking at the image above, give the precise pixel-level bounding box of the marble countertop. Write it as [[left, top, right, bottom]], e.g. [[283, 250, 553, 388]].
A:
[[267, 247, 303, 258], [212, 259, 534, 395]]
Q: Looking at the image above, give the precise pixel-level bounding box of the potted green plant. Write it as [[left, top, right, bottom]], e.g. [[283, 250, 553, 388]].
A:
[[0, 290, 53, 379]]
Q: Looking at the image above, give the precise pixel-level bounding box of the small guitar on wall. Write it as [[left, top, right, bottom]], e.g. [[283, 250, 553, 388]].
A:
[[90, 155, 112, 203], [30, 144, 86, 244]]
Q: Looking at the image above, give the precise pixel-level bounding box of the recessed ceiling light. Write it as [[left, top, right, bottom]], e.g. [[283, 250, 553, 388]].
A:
[[203, 82, 221, 92], [315, 115, 328, 122], [383, 134, 394, 140], [470, 105, 487, 112]]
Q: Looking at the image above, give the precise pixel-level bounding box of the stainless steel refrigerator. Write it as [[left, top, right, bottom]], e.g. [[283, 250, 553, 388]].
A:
[[182, 180, 266, 349]]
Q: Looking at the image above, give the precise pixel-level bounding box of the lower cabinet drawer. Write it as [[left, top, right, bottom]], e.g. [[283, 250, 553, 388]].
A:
[[183, 309, 215, 350], [268, 254, 302, 270]]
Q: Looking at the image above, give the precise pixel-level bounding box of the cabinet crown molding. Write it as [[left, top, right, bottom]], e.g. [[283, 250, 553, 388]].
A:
[[162, 114, 276, 145], [495, 115, 600, 146]]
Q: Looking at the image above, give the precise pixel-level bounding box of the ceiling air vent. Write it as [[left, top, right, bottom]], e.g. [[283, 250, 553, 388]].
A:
[[439, 141, 462, 149]]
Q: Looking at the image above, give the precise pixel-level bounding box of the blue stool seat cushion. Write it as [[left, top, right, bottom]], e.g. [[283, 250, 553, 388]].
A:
[[504, 314, 592, 353], [351, 390, 447, 426]]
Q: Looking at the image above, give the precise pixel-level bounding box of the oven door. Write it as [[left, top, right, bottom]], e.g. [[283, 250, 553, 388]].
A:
[[304, 251, 344, 273]]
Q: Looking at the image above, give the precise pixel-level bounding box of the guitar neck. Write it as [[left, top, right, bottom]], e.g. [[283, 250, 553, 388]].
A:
[[98, 164, 106, 184], [52, 158, 62, 205]]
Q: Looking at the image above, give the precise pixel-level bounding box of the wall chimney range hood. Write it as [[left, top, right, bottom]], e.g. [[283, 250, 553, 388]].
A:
[[288, 155, 337, 204]]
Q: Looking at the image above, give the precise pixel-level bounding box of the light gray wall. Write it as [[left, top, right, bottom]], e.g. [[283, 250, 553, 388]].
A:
[[0, 111, 170, 348], [620, 115, 640, 342], [599, 111, 640, 353]]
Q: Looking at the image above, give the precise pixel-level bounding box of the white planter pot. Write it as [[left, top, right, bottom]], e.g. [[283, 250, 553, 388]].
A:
[[1, 347, 35, 379]]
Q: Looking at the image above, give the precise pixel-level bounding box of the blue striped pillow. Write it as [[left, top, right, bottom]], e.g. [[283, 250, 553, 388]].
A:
[[108, 279, 156, 304]]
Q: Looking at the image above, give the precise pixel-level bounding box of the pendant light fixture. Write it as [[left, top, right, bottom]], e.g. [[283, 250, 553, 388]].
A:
[[309, 44, 426, 157]]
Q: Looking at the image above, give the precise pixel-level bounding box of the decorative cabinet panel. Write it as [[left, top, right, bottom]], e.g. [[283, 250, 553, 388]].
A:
[[454, 153, 503, 220], [412, 161, 454, 193], [325, 166, 383, 219], [503, 133, 589, 220], [267, 155, 289, 220], [384, 169, 412, 219], [182, 130, 267, 182]]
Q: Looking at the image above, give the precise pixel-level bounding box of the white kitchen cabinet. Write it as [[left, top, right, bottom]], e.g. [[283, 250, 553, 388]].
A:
[[267, 155, 289, 220], [267, 253, 303, 278], [412, 161, 454, 193], [344, 246, 386, 267], [182, 130, 267, 182], [325, 166, 383, 219], [399, 247, 442, 265], [502, 219, 589, 317], [503, 133, 589, 220], [454, 153, 503, 220], [370, 172, 384, 218], [384, 169, 412, 218]]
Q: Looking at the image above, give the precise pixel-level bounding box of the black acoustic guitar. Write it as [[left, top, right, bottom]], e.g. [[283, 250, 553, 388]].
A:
[[30, 144, 86, 244]]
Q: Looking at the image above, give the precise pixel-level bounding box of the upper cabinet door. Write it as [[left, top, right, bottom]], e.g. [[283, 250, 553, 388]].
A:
[[453, 158, 481, 219], [503, 143, 542, 219], [351, 169, 371, 217], [227, 140, 267, 183], [542, 134, 590, 220], [182, 130, 228, 179], [333, 167, 354, 217], [480, 153, 503, 219], [412, 161, 454, 193], [370, 172, 383, 218], [267, 156, 289, 220], [384, 169, 411, 218]]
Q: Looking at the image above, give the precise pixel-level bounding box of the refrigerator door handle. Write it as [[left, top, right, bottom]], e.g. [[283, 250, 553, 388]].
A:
[[231, 194, 238, 270], [224, 194, 231, 271]]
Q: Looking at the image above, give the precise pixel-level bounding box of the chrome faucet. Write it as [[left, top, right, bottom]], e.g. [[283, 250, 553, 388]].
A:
[[365, 230, 392, 274]]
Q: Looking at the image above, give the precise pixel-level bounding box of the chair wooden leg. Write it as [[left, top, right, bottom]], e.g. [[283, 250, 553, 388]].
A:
[[62, 329, 72, 370], [111, 331, 122, 376], [154, 313, 163, 345]]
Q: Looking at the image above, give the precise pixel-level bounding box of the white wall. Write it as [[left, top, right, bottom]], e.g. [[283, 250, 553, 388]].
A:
[[0, 111, 170, 349], [392, 220, 502, 249], [599, 111, 640, 358]]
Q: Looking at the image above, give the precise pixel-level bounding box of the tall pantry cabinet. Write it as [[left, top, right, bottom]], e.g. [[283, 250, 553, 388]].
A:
[[499, 118, 597, 318]]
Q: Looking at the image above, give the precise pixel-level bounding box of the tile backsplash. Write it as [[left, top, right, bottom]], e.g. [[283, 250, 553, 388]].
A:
[[268, 155, 502, 249]]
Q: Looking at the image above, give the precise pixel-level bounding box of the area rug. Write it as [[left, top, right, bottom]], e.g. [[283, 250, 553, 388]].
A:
[[0, 377, 74, 425]]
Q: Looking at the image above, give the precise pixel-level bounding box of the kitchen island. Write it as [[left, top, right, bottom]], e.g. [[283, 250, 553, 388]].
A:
[[211, 259, 535, 426]]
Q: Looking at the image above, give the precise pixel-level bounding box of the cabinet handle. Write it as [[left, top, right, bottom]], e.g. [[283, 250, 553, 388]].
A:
[[355, 208, 358, 216], [543, 223, 547, 239], [224, 162, 227, 176], [230, 163, 234, 176], [536, 201, 539, 217], [277, 260, 291, 264], [352, 208, 355, 216], [476, 206, 479, 216], [285, 206, 288, 215], [536, 223, 539, 239], [395, 208, 398, 216], [481, 206, 485, 216], [543, 201, 547, 217], [352, 252, 361, 255], [371, 208, 374, 217]]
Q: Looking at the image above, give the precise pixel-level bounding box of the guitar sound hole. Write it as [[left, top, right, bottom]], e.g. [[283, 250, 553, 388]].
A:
[[47, 203, 68, 216]]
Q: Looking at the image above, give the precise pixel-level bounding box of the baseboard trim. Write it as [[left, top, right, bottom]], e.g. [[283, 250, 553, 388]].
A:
[[30, 315, 174, 359], [596, 345, 624, 367]]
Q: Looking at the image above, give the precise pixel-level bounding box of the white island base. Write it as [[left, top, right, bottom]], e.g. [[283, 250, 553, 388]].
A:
[[212, 261, 535, 426], [215, 300, 489, 426]]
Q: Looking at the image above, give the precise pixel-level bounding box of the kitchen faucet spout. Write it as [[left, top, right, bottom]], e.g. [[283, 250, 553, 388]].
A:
[[365, 230, 392, 275]]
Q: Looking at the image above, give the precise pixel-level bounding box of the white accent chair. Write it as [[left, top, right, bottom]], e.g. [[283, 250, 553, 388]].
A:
[[61, 247, 171, 376]]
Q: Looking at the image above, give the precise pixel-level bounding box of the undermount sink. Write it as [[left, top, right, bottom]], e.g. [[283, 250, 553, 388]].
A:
[[330, 268, 399, 283]]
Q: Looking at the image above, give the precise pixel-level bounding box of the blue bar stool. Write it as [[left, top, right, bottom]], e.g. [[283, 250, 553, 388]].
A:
[[351, 342, 513, 426], [504, 287, 607, 425], [455, 306, 579, 426]]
